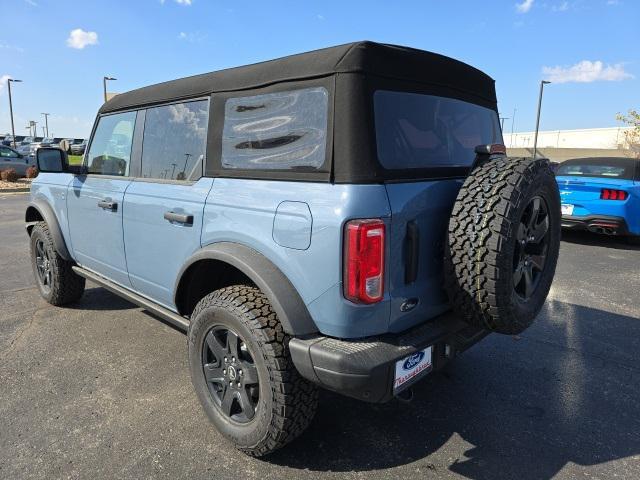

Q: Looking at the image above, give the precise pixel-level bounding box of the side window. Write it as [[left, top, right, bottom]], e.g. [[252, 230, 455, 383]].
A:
[[222, 87, 328, 170], [86, 111, 136, 176], [141, 100, 208, 181], [0, 147, 14, 157]]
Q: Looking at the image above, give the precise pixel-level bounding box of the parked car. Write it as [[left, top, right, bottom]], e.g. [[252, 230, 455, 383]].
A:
[[28, 42, 561, 456], [0, 145, 35, 176], [58, 138, 77, 153], [70, 139, 87, 156], [2, 135, 25, 147], [41, 137, 65, 149], [556, 157, 640, 243]]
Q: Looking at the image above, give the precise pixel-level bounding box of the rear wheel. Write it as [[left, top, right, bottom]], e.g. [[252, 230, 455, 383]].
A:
[[188, 285, 318, 457], [445, 156, 561, 334]]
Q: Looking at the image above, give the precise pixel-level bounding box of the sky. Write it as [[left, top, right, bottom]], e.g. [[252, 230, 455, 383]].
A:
[[1, 0, 638, 138]]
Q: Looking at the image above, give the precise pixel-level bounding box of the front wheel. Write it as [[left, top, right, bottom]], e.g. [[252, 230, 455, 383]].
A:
[[30, 222, 85, 305], [188, 285, 318, 457]]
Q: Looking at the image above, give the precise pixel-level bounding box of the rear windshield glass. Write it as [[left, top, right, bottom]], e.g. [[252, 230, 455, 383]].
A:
[[374, 90, 502, 170], [556, 161, 636, 180]]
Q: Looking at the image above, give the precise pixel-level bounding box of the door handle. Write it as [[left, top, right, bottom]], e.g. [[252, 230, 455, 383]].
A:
[[164, 211, 193, 225], [98, 200, 118, 211]]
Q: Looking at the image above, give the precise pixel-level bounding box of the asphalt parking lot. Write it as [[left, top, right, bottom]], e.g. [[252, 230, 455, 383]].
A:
[[1, 192, 639, 480]]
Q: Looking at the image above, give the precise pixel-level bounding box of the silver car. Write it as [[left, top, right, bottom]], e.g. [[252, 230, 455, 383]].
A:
[[0, 145, 35, 176]]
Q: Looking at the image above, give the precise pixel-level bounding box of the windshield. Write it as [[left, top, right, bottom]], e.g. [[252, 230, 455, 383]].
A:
[[374, 90, 502, 170], [556, 159, 636, 180]]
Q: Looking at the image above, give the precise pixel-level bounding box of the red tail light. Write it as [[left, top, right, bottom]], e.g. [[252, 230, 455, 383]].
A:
[[601, 189, 628, 201], [344, 219, 385, 304]]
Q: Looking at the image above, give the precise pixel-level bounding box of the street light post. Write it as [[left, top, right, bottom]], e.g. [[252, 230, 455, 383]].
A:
[[41, 112, 50, 137], [7, 78, 22, 148], [103, 76, 117, 103], [510, 108, 517, 147], [533, 80, 551, 159], [499, 116, 509, 132]]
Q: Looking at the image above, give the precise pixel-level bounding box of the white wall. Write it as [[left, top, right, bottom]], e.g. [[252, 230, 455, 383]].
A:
[[503, 127, 633, 150]]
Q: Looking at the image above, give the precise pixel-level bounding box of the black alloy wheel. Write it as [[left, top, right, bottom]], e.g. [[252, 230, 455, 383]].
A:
[[34, 238, 53, 294], [201, 326, 260, 423], [513, 196, 550, 300]]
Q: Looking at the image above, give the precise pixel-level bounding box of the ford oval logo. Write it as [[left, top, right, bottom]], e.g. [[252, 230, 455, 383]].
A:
[[402, 351, 425, 371]]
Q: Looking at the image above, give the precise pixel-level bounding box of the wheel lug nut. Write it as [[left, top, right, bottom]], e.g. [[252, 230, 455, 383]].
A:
[[224, 357, 228, 363], [238, 370, 243, 376], [232, 357, 236, 362], [237, 382, 241, 388], [223, 369, 226, 375]]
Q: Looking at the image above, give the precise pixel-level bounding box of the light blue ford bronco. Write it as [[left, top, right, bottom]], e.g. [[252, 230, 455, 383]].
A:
[[27, 42, 561, 456]]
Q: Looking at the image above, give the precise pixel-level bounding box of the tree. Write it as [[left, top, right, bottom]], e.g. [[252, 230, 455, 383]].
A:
[[616, 109, 640, 158]]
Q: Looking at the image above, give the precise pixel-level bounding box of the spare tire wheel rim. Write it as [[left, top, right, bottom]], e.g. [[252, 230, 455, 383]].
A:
[[513, 196, 550, 300], [201, 325, 260, 424]]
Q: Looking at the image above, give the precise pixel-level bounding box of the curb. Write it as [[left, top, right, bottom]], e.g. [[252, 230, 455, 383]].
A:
[[0, 188, 30, 194]]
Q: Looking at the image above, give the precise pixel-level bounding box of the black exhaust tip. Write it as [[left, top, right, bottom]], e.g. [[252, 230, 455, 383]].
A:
[[396, 388, 414, 403]]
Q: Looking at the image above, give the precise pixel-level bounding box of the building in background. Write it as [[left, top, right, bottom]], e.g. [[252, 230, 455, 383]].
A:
[[503, 127, 633, 150]]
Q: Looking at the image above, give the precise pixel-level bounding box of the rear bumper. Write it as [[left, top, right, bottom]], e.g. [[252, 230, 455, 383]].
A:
[[289, 312, 488, 403], [561, 214, 630, 235]]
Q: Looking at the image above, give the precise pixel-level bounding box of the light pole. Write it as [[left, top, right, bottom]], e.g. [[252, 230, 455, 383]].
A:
[[103, 76, 117, 103], [499, 116, 509, 132], [510, 108, 517, 147], [7, 78, 22, 148], [41, 112, 50, 137], [533, 80, 551, 159]]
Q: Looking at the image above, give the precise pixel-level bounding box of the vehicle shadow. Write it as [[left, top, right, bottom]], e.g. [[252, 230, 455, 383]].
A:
[[561, 229, 640, 251], [68, 286, 138, 311], [266, 300, 640, 479]]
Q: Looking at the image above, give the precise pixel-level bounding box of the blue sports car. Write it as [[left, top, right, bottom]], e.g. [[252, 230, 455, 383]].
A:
[[555, 157, 640, 243]]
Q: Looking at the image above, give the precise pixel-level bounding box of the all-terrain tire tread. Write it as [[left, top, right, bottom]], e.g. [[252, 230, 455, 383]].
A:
[[31, 221, 85, 305], [444, 156, 560, 334], [191, 285, 318, 457]]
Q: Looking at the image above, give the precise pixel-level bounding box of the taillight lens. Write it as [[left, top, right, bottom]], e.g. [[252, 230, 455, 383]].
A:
[[344, 219, 385, 304], [601, 189, 628, 201]]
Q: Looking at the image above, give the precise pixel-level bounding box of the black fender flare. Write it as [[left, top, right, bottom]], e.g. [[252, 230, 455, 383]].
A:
[[25, 200, 71, 261], [175, 242, 318, 336]]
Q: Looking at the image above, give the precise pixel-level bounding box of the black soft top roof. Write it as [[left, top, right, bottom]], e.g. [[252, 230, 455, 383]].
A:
[[100, 41, 496, 114]]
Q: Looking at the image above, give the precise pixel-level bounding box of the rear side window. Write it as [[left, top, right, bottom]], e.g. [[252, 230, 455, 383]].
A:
[[221, 87, 328, 170], [141, 100, 208, 181], [374, 90, 502, 170], [87, 111, 137, 176], [556, 160, 636, 180]]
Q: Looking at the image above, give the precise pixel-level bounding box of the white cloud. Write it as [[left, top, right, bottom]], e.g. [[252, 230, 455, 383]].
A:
[[317, 14, 325, 21], [0, 75, 11, 96], [542, 60, 634, 83], [0, 43, 24, 53], [161, 0, 193, 5], [516, 0, 535, 13], [177, 31, 206, 43], [66, 29, 98, 49], [552, 1, 569, 11]]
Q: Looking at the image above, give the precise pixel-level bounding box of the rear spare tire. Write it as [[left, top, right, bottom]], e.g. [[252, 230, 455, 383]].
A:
[[445, 156, 561, 335]]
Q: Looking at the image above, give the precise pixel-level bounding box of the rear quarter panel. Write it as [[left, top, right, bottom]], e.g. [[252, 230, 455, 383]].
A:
[[202, 178, 392, 338]]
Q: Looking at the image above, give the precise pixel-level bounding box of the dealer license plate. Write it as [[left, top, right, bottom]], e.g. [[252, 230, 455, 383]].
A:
[[561, 204, 574, 216], [393, 346, 433, 392]]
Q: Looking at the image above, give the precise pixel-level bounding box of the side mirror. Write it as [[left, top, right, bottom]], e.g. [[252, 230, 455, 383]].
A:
[[36, 147, 69, 173]]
